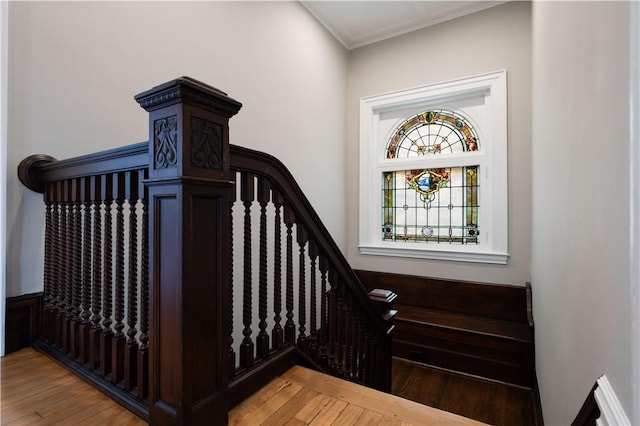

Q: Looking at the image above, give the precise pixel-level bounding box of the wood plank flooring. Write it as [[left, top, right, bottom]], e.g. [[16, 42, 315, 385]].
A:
[[392, 357, 538, 426], [3, 348, 532, 425], [0, 348, 146, 426], [229, 364, 486, 425]]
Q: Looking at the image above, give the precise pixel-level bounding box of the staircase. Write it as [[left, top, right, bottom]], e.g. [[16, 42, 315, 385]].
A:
[[356, 270, 535, 389], [16, 77, 396, 425]]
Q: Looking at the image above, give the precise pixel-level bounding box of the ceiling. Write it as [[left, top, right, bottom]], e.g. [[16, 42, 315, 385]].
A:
[[300, 1, 506, 50]]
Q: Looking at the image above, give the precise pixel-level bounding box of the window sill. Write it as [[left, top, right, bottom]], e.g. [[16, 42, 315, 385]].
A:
[[359, 243, 509, 264]]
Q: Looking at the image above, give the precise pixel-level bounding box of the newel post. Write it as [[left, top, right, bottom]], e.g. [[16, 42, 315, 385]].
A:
[[135, 77, 242, 425]]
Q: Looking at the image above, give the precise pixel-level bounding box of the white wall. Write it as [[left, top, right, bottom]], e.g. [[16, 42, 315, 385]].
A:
[[631, 2, 640, 423], [0, 0, 8, 356], [531, 2, 633, 424], [346, 2, 532, 285], [6, 1, 347, 297]]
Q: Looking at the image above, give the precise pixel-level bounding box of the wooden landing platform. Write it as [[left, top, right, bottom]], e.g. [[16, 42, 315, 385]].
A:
[[229, 364, 486, 425]]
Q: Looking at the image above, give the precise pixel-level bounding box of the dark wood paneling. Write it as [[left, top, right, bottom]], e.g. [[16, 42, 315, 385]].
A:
[[356, 269, 530, 323], [5, 293, 42, 354], [356, 270, 535, 388]]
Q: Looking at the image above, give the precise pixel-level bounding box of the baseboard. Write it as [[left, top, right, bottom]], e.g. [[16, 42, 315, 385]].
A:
[[4, 292, 42, 354], [594, 375, 630, 426], [532, 372, 545, 426]]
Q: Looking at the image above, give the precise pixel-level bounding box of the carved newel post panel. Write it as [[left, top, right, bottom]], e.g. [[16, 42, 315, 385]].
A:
[[135, 77, 242, 425]]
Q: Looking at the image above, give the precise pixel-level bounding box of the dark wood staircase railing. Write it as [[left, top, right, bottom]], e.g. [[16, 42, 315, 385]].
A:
[[17, 77, 396, 425]]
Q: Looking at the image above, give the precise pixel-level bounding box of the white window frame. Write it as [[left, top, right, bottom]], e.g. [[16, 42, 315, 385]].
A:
[[358, 70, 508, 264]]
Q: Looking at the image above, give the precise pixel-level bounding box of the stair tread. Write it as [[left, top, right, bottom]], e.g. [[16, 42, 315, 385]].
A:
[[395, 304, 532, 342]]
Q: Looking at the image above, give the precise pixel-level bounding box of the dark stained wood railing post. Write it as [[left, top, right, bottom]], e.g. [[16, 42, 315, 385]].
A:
[[135, 77, 242, 426], [368, 289, 397, 392]]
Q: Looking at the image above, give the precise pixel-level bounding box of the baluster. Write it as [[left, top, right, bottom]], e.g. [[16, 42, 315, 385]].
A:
[[41, 185, 53, 342], [372, 336, 382, 390], [78, 177, 92, 363], [228, 171, 236, 378], [364, 330, 373, 387], [256, 177, 270, 358], [336, 288, 345, 378], [125, 171, 140, 390], [318, 255, 329, 366], [137, 172, 149, 399], [344, 293, 354, 380], [240, 172, 254, 369], [374, 334, 386, 390], [296, 224, 308, 349], [308, 241, 319, 357], [62, 180, 73, 353], [284, 206, 296, 343], [50, 183, 63, 347], [100, 173, 114, 377], [89, 176, 103, 370], [112, 172, 126, 384], [379, 331, 391, 392], [57, 182, 67, 349], [53, 181, 66, 349], [271, 189, 284, 350], [355, 312, 363, 383], [328, 268, 338, 373], [70, 178, 83, 359], [354, 305, 366, 383]]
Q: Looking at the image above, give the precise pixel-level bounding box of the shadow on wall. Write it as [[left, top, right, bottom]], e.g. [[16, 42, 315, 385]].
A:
[[7, 186, 46, 297]]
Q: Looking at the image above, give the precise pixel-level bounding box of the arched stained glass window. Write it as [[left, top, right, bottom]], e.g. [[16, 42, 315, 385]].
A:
[[386, 109, 479, 158], [359, 71, 508, 263], [382, 110, 480, 244]]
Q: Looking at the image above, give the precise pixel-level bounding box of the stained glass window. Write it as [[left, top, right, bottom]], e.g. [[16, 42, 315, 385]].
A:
[[382, 110, 480, 245], [386, 110, 479, 159]]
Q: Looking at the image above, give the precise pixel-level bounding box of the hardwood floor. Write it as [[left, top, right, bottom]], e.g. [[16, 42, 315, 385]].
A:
[[0, 348, 146, 426], [392, 357, 539, 426], [2, 348, 536, 425]]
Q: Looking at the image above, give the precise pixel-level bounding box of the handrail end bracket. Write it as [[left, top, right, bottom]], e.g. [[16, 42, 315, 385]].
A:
[[17, 154, 57, 193]]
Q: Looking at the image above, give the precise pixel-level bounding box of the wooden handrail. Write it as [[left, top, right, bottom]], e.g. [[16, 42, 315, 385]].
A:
[[18, 142, 148, 192]]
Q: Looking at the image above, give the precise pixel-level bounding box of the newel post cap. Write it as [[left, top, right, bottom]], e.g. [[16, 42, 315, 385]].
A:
[[134, 76, 242, 117]]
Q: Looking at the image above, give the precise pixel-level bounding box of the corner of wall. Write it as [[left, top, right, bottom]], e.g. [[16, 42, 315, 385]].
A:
[[0, 0, 10, 357]]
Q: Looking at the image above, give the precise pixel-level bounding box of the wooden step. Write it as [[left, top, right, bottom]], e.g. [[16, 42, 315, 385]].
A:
[[229, 364, 487, 425], [393, 317, 533, 387], [395, 304, 532, 342]]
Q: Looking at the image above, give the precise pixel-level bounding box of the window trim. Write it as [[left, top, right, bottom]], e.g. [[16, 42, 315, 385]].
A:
[[358, 70, 509, 264]]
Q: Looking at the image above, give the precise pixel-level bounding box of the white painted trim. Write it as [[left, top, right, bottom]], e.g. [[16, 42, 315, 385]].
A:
[[629, 2, 640, 424], [359, 244, 508, 264], [595, 376, 631, 426], [359, 70, 508, 263], [0, 0, 8, 357]]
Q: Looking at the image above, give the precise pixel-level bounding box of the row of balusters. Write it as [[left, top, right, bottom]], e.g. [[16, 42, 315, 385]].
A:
[[38, 168, 388, 400], [227, 171, 387, 387], [40, 170, 149, 398]]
